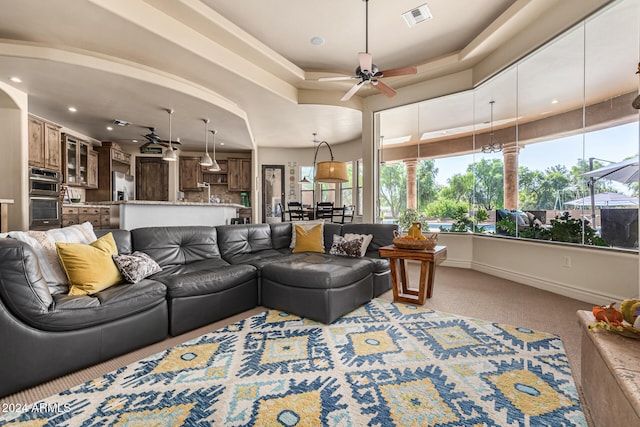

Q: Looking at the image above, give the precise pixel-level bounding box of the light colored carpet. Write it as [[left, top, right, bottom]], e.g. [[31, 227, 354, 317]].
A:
[[0, 266, 595, 424], [0, 298, 587, 426]]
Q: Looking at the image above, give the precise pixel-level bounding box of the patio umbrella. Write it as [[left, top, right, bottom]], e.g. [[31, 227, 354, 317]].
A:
[[582, 156, 639, 184], [563, 192, 639, 208]]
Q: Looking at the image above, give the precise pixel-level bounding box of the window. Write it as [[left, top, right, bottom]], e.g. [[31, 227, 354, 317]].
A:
[[299, 166, 313, 206], [375, 0, 639, 248], [340, 162, 353, 207], [320, 183, 336, 203]]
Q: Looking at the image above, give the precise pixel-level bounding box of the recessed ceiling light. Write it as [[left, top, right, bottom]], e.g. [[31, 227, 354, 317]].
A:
[[106, 126, 113, 131], [310, 36, 325, 46], [551, 99, 559, 104], [9, 76, 22, 83], [220, 142, 225, 146], [132, 139, 138, 143], [68, 106, 77, 113]]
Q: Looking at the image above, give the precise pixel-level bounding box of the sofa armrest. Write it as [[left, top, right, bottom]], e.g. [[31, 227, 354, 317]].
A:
[[0, 239, 53, 322]]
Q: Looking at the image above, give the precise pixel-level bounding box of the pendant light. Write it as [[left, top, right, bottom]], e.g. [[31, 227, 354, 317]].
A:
[[208, 130, 221, 172], [481, 101, 503, 154], [200, 118, 213, 166], [162, 109, 177, 162]]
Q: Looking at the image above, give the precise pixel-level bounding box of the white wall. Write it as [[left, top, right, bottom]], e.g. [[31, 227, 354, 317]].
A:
[[437, 232, 639, 304], [0, 83, 28, 231]]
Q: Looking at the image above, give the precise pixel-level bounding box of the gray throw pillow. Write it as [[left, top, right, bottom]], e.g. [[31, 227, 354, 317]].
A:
[[112, 251, 162, 283], [329, 234, 364, 258]]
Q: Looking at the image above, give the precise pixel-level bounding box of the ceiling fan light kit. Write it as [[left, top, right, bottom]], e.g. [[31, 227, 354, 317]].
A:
[[318, 0, 418, 101]]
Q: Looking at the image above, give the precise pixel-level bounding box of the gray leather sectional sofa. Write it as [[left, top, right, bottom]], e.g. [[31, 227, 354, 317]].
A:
[[0, 221, 396, 397]]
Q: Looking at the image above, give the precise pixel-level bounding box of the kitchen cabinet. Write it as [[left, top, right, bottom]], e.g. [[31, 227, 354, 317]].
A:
[[202, 159, 228, 186], [227, 158, 251, 191], [62, 133, 98, 188], [62, 205, 111, 229], [86, 141, 132, 202], [28, 115, 61, 171], [179, 156, 203, 191]]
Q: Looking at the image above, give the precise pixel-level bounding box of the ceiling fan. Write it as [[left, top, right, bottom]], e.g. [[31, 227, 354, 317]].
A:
[[139, 125, 181, 149], [319, 0, 418, 101]]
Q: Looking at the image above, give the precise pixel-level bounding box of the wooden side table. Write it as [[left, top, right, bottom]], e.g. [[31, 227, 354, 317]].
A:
[[378, 244, 447, 305]]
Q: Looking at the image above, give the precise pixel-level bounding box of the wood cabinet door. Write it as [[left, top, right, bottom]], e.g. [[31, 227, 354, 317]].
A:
[[28, 117, 44, 167], [228, 158, 251, 191], [240, 159, 251, 191], [44, 123, 61, 171], [136, 157, 168, 201], [179, 156, 203, 191]]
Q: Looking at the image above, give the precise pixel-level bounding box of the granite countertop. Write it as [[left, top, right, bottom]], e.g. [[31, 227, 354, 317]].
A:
[[83, 200, 247, 209]]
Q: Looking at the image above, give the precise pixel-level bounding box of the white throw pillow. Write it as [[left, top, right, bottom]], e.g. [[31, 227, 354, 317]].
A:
[[289, 220, 325, 249], [9, 222, 97, 294], [343, 233, 374, 257]]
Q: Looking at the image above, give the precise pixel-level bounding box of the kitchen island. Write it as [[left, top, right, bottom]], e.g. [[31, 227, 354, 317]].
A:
[[108, 201, 246, 230]]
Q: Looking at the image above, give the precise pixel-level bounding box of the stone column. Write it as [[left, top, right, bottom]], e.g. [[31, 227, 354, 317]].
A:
[[404, 159, 418, 210], [502, 145, 520, 210]]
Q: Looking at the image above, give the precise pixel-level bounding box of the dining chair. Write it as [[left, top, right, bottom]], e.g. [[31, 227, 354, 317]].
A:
[[332, 205, 355, 224], [315, 201, 334, 220], [287, 201, 307, 221]]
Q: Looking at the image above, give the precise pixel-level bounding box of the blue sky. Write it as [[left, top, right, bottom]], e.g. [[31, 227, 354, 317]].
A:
[[432, 122, 639, 194]]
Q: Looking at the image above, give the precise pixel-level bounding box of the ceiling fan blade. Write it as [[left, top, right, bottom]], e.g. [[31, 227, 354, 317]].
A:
[[341, 81, 365, 101], [158, 139, 181, 145], [377, 66, 418, 78], [359, 52, 373, 73], [372, 80, 397, 98], [318, 75, 358, 82]]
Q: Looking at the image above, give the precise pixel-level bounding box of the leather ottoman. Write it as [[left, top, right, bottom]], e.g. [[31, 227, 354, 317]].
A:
[[261, 253, 373, 323]]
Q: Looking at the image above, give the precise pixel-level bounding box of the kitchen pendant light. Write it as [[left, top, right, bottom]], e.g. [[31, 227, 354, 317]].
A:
[[208, 130, 221, 172], [162, 109, 177, 162], [200, 118, 213, 166]]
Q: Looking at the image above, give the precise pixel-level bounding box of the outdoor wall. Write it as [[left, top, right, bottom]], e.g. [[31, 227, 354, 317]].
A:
[[438, 232, 638, 304]]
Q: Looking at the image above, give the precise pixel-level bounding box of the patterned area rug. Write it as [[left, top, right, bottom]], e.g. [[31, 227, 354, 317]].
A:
[[1, 299, 586, 426]]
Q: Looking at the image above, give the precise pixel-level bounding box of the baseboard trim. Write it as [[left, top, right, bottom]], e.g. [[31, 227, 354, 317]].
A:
[[471, 261, 622, 305], [441, 259, 472, 269]]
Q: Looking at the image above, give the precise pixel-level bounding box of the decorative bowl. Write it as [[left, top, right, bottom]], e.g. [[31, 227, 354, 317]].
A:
[[392, 230, 438, 250]]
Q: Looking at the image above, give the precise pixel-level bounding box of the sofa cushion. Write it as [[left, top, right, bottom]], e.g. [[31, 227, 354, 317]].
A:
[[95, 229, 132, 255], [262, 253, 372, 289], [289, 220, 324, 248], [43, 279, 167, 332], [56, 233, 122, 296], [112, 251, 162, 284], [269, 222, 293, 250], [343, 233, 374, 256], [9, 222, 97, 294], [222, 249, 290, 266], [342, 223, 398, 257], [150, 259, 257, 298], [131, 226, 221, 267], [216, 224, 274, 260], [292, 224, 324, 253], [363, 256, 390, 273], [329, 234, 364, 258]]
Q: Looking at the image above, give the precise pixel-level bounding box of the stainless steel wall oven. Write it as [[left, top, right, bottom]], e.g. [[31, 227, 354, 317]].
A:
[[29, 168, 62, 230]]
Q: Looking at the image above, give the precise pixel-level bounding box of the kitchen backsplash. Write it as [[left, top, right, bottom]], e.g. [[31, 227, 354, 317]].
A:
[[184, 187, 242, 205]]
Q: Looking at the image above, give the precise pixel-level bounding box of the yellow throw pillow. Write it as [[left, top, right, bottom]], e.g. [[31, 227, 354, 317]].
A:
[[292, 223, 324, 253], [56, 233, 123, 296]]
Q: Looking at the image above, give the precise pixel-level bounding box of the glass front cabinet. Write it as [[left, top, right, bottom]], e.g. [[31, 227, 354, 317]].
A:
[[62, 133, 98, 188]]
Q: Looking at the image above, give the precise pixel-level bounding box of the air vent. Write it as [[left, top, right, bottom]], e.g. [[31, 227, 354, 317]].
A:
[[402, 3, 433, 28]]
